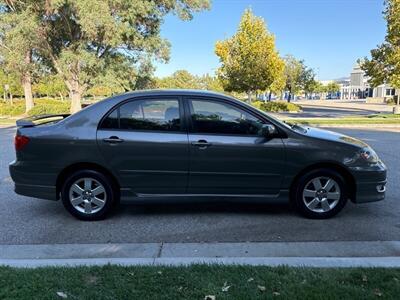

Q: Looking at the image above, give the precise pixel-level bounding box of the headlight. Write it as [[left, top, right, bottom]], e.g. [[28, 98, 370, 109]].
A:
[[344, 147, 379, 166], [359, 147, 379, 164]]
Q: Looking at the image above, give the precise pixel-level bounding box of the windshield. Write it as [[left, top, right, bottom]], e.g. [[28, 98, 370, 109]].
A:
[[240, 100, 308, 133]]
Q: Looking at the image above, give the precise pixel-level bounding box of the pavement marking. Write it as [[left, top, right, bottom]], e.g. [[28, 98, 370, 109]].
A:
[[1, 241, 399, 268]]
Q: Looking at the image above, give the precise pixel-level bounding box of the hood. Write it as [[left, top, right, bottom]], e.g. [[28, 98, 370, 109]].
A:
[[298, 126, 369, 148]]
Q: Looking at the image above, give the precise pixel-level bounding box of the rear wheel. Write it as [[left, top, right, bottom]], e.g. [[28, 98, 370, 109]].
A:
[[61, 170, 116, 221], [293, 168, 348, 219]]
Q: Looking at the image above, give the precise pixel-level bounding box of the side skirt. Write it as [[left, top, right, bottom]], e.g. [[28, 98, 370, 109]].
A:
[[120, 190, 290, 204]]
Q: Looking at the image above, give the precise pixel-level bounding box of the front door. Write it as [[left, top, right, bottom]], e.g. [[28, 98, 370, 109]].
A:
[[97, 97, 189, 194], [186, 97, 285, 195]]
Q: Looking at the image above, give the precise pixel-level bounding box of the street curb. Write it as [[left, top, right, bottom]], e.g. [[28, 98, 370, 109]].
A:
[[2, 257, 400, 268], [1, 241, 399, 268]]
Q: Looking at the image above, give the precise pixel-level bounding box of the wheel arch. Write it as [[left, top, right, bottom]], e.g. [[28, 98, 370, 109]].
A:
[[56, 162, 120, 200], [289, 162, 356, 202]]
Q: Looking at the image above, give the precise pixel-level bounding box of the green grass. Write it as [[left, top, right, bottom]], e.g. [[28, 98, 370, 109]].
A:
[[0, 265, 399, 299], [0, 118, 15, 126], [285, 114, 400, 126]]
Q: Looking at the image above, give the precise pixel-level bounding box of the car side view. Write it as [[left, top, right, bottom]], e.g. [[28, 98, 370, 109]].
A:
[[9, 90, 387, 220]]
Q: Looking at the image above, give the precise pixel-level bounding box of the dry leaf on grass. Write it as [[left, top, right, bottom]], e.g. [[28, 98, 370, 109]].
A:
[[222, 281, 231, 292], [247, 277, 254, 282], [258, 285, 266, 292], [273, 291, 281, 296], [56, 292, 68, 299], [374, 289, 383, 297], [204, 295, 216, 300]]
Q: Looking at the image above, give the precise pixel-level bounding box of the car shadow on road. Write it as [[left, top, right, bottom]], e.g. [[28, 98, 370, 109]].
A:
[[115, 201, 295, 217]]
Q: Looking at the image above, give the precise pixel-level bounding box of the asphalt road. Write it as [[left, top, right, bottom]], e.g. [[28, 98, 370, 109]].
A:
[[0, 126, 399, 245], [279, 104, 378, 118]]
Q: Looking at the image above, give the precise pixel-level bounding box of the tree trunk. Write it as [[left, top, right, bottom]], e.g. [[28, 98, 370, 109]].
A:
[[67, 80, 83, 113], [22, 51, 34, 113], [247, 91, 252, 103], [288, 92, 291, 103], [10, 93, 13, 105]]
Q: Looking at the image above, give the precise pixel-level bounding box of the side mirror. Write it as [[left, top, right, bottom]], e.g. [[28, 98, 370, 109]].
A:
[[260, 124, 278, 137]]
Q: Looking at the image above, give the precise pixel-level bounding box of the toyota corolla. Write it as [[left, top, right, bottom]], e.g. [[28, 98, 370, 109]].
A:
[[9, 90, 387, 220]]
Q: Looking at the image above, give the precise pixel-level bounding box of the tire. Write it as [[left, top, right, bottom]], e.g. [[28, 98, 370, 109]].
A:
[[292, 168, 348, 219], [61, 169, 117, 221]]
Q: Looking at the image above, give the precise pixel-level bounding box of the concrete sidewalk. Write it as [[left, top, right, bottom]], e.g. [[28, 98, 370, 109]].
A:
[[1, 241, 400, 268]]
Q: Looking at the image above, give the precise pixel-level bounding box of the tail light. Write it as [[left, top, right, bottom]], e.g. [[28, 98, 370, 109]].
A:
[[14, 135, 30, 151]]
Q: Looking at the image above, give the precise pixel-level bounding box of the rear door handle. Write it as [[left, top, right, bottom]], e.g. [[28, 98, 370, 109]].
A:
[[103, 136, 124, 144], [191, 139, 212, 149]]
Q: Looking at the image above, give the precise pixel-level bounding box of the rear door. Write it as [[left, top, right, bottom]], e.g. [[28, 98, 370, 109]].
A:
[[185, 97, 286, 195], [97, 97, 189, 194]]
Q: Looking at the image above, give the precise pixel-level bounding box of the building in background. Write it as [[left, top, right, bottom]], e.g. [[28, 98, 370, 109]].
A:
[[339, 64, 394, 100]]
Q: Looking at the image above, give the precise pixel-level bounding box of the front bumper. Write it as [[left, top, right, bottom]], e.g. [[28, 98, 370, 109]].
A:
[[350, 161, 387, 203]]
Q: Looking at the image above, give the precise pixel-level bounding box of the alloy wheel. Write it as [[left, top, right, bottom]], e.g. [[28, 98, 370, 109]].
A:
[[68, 177, 107, 214], [302, 176, 341, 213]]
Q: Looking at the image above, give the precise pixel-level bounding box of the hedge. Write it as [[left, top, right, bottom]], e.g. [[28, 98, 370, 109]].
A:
[[252, 100, 301, 112], [0, 98, 69, 117]]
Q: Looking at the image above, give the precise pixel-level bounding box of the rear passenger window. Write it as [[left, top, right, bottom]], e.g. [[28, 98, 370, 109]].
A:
[[100, 99, 181, 132], [100, 109, 118, 129]]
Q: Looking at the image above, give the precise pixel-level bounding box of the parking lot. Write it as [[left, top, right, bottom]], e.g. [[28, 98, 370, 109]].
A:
[[0, 126, 399, 245]]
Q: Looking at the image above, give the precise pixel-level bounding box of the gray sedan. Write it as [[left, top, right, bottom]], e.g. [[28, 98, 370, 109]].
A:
[[9, 90, 387, 220]]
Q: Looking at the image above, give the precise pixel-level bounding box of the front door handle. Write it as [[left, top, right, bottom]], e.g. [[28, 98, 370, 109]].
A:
[[191, 139, 212, 149], [103, 136, 124, 144]]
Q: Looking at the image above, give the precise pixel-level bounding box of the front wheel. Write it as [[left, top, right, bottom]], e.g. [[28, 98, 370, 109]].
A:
[[61, 170, 116, 221], [293, 168, 348, 219]]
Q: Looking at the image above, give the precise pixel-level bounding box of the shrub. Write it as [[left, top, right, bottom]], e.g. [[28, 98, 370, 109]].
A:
[[252, 100, 301, 112], [0, 98, 70, 117], [27, 102, 69, 116], [0, 101, 25, 116]]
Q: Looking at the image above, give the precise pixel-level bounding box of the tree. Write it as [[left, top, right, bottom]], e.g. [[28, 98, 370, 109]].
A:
[[283, 55, 315, 102], [215, 9, 284, 102], [198, 74, 224, 92], [0, 69, 23, 103], [0, 1, 42, 112], [304, 79, 321, 99], [283, 55, 303, 101], [361, 0, 400, 105], [157, 70, 201, 89], [36, 0, 210, 113], [326, 82, 341, 94], [33, 75, 68, 99]]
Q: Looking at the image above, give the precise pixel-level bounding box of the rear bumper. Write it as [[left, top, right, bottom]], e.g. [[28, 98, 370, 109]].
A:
[[350, 161, 387, 204], [9, 160, 58, 201], [14, 183, 57, 201]]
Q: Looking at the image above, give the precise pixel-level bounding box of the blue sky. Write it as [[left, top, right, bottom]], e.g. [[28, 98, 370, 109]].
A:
[[155, 0, 386, 80]]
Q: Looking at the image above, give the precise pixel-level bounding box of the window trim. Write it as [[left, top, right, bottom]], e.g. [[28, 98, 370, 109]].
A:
[[184, 96, 270, 137], [98, 96, 187, 133]]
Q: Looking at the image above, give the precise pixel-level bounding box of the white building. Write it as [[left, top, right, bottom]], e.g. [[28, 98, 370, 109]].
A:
[[340, 64, 394, 100]]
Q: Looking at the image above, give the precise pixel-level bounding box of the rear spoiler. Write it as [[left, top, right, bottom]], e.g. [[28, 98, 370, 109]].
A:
[[16, 114, 70, 127]]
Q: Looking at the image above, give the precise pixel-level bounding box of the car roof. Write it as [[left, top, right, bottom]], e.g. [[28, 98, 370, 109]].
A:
[[119, 89, 232, 99]]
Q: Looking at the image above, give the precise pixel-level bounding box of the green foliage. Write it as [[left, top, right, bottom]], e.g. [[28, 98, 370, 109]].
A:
[[215, 9, 284, 100], [0, 98, 69, 116], [0, 101, 25, 116], [0, 70, 23, 96], [361, 0, 400, 93], [325, 82, 341, 93], [252, 100, 301, 112], [157, 70, 201, 89], [0, 0, 210, 113], [156, 70, 224, 92], [27, 99, 69, 116], [284, 55, 315, 100], [386, 97, 396, 105], [33, 75, 68, 98]]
